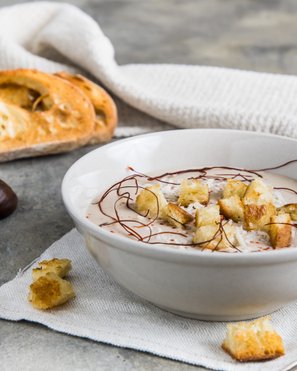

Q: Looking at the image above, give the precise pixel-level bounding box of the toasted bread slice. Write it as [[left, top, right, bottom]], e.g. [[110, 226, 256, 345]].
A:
[[55, 72, 117, 143], [28, 272, 75, 310], [0, 69, 95, 162], [32, 258, 72, 281], [269, 213, 292, 248], [222, 317, 285, 362]]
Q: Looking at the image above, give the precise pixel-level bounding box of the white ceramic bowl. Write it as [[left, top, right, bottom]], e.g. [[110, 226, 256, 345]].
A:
[[62, 129, 297, 321]]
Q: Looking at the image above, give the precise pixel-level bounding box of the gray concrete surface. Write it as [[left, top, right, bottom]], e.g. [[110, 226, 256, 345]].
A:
[[1, 0, 297, 370]]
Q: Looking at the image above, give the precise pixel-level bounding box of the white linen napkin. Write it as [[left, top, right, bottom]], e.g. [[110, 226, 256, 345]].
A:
[[1, 1, 297, 138], [1, 228, 297, 371]]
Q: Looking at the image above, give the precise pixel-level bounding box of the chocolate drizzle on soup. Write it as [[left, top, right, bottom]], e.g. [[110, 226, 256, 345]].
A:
[[88, 161, 297, 252]]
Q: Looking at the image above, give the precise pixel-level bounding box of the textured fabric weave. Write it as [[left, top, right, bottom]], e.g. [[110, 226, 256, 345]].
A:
[[1, 229, 297, 371], [0, 2, 297, 137]]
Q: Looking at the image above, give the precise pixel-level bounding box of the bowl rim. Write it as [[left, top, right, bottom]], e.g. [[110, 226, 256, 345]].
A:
[[62, 128, 297, 263]]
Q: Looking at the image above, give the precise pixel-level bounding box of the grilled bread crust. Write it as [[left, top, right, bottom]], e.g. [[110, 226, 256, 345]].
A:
[[0, 69, 96, 161], [55, 72, 117, 143]]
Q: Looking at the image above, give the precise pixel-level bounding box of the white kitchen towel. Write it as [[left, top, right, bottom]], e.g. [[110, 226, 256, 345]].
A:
[[0, 2, 297, 138], [1, 228, 297, 371]]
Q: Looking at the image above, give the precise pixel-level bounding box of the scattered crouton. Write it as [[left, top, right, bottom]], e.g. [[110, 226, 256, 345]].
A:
[[178, 179, 209, 207], [223, 179, 247, 199], [269, 213, 292, 248], [222, 316, 285, 362], [163, 203, 193, 228], [243, 179, 276, 230], [219, 195, 244, 223], [32, 258, 72, 281], [193, 223, 236, 251], [136, 184, 167, 219], [193, 224, 219, 249], [29, 273, 75, 310], [244, 203, 276, 231], [244, 179, 273, 205], [195, 205, 220, 227], [277, 203, 297, 221]]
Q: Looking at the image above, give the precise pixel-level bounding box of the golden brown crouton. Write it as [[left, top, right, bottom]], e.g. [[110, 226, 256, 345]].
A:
[[193, 224, 219, 248], [269, 213, 292, 248], [178, 179, 209, 207], [243, 179, 276, 230], [222, 317, 285, 362], [163, 203, 193, 228], [244, 203, 276, 231], [244, 178, 273, 204], [193, 223, 236, 251], [223, 179, 247, 199], [219, 195, 244, 223], [195, 205, 220, 227], [32, 258, 72, 281], [29, 273, 75, 310], [136, 184, 167, 219], [278, 203, 297, 221]]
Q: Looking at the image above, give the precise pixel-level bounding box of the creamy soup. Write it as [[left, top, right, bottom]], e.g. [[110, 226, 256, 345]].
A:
[[86, 165, 297, 253]]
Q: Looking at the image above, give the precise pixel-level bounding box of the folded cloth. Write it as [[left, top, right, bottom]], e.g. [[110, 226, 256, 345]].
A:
[[0, 2, 297, 138], [1, 228, 297, 371]]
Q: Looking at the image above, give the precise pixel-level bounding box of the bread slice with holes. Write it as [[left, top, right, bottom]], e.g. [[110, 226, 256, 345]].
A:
[[55, 72, 117, 144], [0, 69, 96, 162]]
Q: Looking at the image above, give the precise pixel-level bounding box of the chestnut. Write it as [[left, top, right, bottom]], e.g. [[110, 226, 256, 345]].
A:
[[0, 179, 18, 219]]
